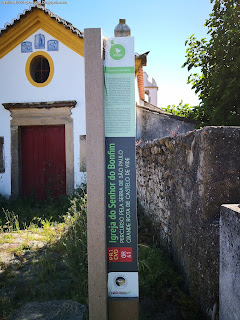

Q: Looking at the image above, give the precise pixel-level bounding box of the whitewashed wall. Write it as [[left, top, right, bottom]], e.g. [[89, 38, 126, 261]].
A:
[[0, 28, 86, 196], [143, 71, 158, 107], [135, 77, 144, 106], [145, 87, 158, 107]]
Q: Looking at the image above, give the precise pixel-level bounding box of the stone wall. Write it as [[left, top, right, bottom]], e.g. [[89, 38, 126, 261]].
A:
[[136, 104, 196, 141], [136, 127, 240, 316], [220, 204, 240, 320]]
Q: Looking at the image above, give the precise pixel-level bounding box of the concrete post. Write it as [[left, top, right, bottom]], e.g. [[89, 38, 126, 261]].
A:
[[85, 28, 108, 320], [220, 204, 240, 320]]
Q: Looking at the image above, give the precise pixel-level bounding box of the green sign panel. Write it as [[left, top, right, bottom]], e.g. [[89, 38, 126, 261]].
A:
[[104, 37, 138, 298]]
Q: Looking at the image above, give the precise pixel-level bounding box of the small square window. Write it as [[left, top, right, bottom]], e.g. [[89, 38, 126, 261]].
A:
[[80, 135, 86, 172], [0, 137, 5, 173]]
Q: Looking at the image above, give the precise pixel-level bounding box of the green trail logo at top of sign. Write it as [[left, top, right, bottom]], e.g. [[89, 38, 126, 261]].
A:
[[110, 40, 126, 60]]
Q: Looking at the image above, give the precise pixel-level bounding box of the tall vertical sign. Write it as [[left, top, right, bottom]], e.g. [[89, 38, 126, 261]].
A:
[[104, 37, 138, 301]]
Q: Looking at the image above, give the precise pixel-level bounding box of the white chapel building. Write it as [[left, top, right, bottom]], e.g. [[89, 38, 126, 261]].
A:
[[0, 3, 149, 199]]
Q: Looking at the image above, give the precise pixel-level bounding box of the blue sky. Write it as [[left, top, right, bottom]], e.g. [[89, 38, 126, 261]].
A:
[[0, 0, 214, 108]]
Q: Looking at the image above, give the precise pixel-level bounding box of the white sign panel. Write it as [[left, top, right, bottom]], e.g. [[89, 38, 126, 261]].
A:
[[104, 37, 135, 68]]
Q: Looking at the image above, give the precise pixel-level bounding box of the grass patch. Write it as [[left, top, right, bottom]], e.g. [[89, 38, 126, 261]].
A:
[[0, 234, 13, 244], [0, 186, 88, 319], [138, 202, 207, 320], [0, 189, 206, 320], [0, 193, 70, 231], [138, 245, 205, 319]]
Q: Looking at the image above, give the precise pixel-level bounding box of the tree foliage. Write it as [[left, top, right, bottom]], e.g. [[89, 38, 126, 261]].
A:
[[162, 100, 199, 120], [183, 0, 240, 126]]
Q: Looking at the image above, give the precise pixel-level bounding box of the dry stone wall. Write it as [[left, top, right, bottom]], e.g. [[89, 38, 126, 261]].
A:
[[136, 126, 240, 317]]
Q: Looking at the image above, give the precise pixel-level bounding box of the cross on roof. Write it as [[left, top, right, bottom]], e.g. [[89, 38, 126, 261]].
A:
[[33, 0, 46, 8]]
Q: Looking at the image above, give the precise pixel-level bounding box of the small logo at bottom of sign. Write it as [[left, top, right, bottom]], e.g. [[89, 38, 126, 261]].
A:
[[108, 272, 139, 298], [115, 275, 127, 288]]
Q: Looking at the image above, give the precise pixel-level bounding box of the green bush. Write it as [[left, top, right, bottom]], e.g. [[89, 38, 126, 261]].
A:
[[162, 101, 202, 127]]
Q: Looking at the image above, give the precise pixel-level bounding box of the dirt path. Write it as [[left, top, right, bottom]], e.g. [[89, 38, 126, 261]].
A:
[[0, 229, 69, 320], [0, 228, 206, 320]]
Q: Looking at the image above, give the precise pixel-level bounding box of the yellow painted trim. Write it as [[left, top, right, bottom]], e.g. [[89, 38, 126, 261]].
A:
[[135, 57, 142, 76], [0, 8, 141, 75], [0, 9, 84, 59], [25, 51, 54, 87]]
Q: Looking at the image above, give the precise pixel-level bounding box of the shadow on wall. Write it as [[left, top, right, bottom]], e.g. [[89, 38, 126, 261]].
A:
[[136, 103, 196, 141], [136, 126, 240, 319]]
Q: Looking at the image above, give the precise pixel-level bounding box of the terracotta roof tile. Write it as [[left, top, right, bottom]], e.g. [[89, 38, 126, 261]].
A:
[[137, 67, 145, 101]]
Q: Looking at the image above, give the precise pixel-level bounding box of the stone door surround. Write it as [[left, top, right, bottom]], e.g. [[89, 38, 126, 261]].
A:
[[3, 100, 76, 198]]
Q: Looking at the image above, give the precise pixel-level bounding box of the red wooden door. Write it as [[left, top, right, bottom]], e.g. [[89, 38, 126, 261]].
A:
[[21, 126, 66, 200]]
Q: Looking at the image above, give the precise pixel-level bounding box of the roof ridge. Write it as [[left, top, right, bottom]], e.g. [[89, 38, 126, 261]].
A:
[[0, 5, 84, 38]]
